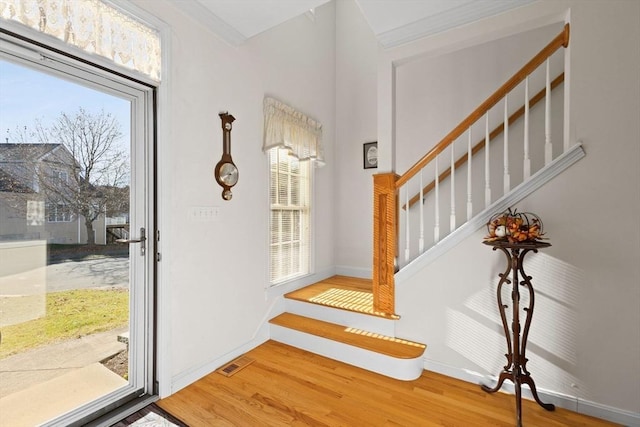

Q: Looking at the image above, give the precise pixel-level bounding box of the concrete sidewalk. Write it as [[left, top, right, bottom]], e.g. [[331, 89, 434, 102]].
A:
[[0, 328, 128, 426]]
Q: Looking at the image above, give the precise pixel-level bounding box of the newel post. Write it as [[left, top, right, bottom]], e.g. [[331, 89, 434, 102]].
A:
[[373, 173, 399, 315]]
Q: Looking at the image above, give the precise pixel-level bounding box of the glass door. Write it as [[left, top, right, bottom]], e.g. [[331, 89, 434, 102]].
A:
[[0, 36, 154, 426]]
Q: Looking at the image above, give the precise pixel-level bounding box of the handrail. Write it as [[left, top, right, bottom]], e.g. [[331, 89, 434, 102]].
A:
[[403, 72, 565, 210], [372, 23, 570, 315], [395, 23, 569, 189]]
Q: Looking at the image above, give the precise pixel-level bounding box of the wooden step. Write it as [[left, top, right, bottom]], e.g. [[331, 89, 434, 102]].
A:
[[284, 275, 399, 319], [269, 313, 425, 359]]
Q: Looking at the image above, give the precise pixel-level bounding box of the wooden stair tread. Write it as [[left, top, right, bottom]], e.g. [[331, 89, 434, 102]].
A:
[[284, 275, 399, 319], [270, 313, 426, 359]]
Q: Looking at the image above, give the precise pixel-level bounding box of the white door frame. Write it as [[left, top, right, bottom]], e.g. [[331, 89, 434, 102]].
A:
[[0, 30, 158, 426]]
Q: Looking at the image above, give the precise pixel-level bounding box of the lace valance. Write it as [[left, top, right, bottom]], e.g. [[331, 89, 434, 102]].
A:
[[263, 97, 323, 165], [0, 0, 161, 81]]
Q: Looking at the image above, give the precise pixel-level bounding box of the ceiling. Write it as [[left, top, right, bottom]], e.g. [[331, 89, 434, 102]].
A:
[[179, 0, 535, 48]]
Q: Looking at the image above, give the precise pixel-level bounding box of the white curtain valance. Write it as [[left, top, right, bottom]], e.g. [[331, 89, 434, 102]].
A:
[[0, 0, 161, 81], [263, 96, 323, 165]]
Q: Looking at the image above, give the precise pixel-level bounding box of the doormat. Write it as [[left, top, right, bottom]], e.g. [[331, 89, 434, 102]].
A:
[[112, 403, 188, 427]]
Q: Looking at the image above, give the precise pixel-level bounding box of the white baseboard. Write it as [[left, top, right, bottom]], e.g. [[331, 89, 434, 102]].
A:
[[334, 265, 371, 279], [170, 331, 269, 395], [578, 401, 640, 427], [423, 358, 640, 426]]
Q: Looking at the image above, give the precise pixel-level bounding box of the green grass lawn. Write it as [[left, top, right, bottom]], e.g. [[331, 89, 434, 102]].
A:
[[0, 289, 129, 359]]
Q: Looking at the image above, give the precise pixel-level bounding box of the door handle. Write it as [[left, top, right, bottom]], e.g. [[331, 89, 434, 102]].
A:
[[116, 227, 146, 256]]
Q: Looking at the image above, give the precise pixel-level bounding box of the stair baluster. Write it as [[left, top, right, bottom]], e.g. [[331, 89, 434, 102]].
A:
[[419, 170, 424, 254], [434, 156, 440, 243], [545, 58, 552, 165], [484, 113, 491, 208], [467, 128, 473, 221], [404, 186, 410, 262], [504, 96, 511, 194], [450, 143, 456, 232], [524, 76, 531, 179]]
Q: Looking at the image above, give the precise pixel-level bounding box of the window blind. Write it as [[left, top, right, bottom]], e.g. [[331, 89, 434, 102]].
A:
[[268, 148, 310, 284]]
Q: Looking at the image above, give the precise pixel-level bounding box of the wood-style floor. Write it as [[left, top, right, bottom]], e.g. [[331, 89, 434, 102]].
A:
[[157, 341, 619, 427]]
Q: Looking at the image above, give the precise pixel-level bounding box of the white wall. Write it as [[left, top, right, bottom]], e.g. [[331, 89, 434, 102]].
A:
[[395, 23, 564, 174], [334, 0, 379, 276], [369, 0, 640, 416], [131, 0, 336, 394]]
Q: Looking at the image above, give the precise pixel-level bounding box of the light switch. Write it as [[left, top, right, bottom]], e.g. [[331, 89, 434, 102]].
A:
[[188, 206, 220, 221]]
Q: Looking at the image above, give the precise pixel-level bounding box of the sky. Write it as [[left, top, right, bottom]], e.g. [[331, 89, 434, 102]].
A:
[[0, 57, 130, 147]]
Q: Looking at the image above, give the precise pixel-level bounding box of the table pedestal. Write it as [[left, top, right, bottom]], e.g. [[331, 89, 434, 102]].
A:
[[481, 240, 555, 426]]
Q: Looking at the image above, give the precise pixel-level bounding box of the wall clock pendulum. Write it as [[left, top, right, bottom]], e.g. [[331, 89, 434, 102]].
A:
[[215, 112, 238, 200]]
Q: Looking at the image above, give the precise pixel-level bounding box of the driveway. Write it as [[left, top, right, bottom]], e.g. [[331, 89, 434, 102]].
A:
[[46, 256, 129, 292], [0, 255, 128, 327], [0, 255, 129, 296]]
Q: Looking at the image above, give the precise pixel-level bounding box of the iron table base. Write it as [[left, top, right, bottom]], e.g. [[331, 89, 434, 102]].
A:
[[481, 240, 555, 426]]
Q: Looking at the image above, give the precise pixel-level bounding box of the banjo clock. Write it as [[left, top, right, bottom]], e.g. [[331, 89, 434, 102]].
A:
[[215, 112, 238, 200]]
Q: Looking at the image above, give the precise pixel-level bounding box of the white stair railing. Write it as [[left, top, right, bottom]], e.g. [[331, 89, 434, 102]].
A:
[[372, 24, 571, 314], [395, 42, 568, 271]]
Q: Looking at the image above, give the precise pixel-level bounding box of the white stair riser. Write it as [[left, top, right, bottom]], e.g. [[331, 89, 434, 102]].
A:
[[270, 324, 423, 381], [284, 299, 396, 336]]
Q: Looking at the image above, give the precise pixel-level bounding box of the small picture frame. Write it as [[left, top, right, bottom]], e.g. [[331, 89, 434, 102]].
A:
[[363, 141, 378, 169]]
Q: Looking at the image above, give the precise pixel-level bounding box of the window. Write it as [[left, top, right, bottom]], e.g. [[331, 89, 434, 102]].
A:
[[263, 96, 322, 286], [269, 148, 311, 284], [46, 202, 71, 222], [51, 169, 68, 186]]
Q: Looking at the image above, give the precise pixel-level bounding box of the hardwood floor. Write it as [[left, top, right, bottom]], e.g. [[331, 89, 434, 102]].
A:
[[157, 341, 619, 426]]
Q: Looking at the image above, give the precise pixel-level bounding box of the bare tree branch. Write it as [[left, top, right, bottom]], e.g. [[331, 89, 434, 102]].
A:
[[1, 108, 129, 245]]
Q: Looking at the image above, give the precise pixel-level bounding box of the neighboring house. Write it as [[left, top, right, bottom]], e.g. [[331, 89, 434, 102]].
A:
[[0, 143, 106, 244]]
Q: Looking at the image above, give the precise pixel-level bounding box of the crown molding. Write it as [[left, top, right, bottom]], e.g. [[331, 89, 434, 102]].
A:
[[180, 0, 247, 46], [377, 0, 536, 49]]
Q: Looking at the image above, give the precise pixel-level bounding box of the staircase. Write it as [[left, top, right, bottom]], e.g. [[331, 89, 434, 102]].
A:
[[268, 24, 584, 382], [268, 276, 426, 380]]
